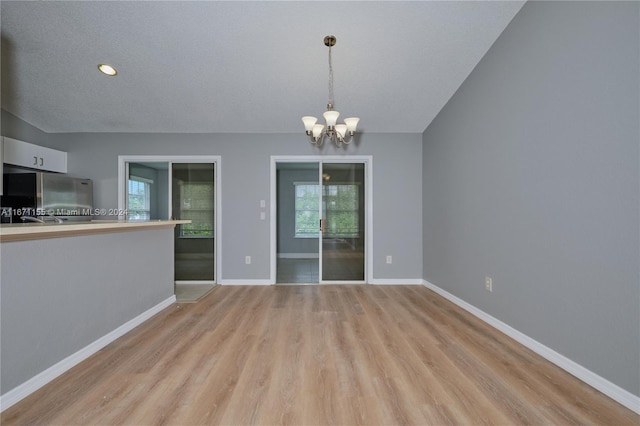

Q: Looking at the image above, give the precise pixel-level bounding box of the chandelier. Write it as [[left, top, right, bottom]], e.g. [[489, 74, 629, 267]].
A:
[[302, 35, 359, 147]]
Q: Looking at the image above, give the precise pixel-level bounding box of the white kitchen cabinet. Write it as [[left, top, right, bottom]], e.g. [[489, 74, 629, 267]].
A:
[[2, 136, 67, 173]]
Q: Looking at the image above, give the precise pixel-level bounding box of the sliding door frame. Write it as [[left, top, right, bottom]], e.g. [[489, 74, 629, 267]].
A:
[[117, 155, 222, 283], [270, 155, 373, 284]]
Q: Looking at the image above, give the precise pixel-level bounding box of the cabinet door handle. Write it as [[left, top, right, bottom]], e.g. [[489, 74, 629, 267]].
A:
[[39, 157, 44, 166], [33, 156, 38, 166]]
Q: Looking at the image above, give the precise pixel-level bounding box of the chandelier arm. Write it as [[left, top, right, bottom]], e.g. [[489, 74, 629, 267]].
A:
[[311, 132, 325, 146], [333, 130, 352, 145], [326, 130, 346, 148]]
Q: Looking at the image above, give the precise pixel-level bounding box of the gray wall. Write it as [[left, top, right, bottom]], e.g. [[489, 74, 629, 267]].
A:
[[46, 132, 423, 281], [157, 169, 169, 219], [1, 110, 49, 148], [422, 1, 639, 396], [1, 227, 174, 394]]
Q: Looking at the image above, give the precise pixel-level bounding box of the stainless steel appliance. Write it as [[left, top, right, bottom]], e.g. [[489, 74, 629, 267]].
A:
[[2, 172, 93, 223]]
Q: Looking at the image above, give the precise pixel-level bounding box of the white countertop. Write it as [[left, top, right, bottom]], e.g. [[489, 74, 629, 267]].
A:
[[0, 220, 191, 242]]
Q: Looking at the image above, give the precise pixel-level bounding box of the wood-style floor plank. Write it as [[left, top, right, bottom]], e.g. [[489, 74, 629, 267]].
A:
[[2, 285, 638, 425]]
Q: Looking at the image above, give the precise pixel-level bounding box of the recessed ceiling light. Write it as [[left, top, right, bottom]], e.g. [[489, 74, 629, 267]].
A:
[[98, 64, 117, 76]]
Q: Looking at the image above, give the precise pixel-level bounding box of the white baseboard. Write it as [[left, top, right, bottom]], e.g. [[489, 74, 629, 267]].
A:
[[422, 280, 640, 415], [0, 295, 176, 413], [369, 279, 424, 285], [220, 279, 273, 286], [175, 280, 216, 285], [277, 253, 319, 259]]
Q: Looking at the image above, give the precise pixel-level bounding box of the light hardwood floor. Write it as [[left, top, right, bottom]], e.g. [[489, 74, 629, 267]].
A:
[[2, 285, 638, 425]]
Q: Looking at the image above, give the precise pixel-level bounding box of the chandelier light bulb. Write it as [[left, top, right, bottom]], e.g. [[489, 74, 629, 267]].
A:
[[323, 110, 340, 127], [302, 116, 318, 132], [335, 124, 347, 140], [344, 117, 360, 133], [312, 124, 324, 138]]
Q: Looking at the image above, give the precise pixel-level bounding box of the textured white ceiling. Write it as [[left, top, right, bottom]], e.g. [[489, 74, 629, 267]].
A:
[[1, 1, 524, 134]]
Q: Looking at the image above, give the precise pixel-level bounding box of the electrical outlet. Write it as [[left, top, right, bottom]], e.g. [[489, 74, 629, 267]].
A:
[[386, 255, 392, 264], [485, 277, 493, 292], [245, 256, 251, 265]]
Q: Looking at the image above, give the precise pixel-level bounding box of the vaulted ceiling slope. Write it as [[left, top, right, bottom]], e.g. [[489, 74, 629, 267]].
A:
[[1, 1, 524, 134]]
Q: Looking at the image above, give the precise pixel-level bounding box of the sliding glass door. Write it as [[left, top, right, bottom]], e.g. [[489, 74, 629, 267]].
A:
[[274, 159, 367, 284], [122, 157, 217, 284], [172, 163, 215, 282], [320, 162, 365, 282]]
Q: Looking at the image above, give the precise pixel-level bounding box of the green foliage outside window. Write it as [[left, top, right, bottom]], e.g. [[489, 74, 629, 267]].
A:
[[294, 183, 359, 238], [323, 184, 359, 237], [181, 183, 214, 237]]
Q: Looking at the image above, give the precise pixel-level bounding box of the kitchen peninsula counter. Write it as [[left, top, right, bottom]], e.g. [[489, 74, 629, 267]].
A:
[[0, 219, 190, 242], [1, 219, 187, 408]]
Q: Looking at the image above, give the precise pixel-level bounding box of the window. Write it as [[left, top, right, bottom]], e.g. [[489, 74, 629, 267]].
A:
[[127, 177, 151, 221], [180, 182, 214, 238], [295, 183, 320, 237], [294, 182, 359, 238]]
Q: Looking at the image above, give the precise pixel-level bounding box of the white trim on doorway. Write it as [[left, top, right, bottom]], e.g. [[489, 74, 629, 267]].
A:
[[270, 155, 373, 285], [117, 155, 222, 283]]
